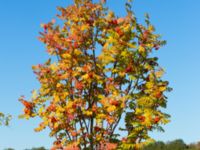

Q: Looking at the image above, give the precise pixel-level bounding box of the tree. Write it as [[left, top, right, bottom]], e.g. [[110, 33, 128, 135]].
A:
[[19, 0, 171, 149], [143, 141, 165, 150], [143, 139, 194, 150], [188, 141, 200, 150], [165, 139, 187, 150], [24, 147, 47, 150]]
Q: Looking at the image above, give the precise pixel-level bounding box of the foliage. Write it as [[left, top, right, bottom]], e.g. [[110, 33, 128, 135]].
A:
[[4, 148, 15, 150], [165, 139, 188, 150], [188, 142, 200, 150], [143, 141, 165, 150], [24, 147, 47, 150], [143, 139, 200, 150], [19, 0, 171, 149], [3, 140, 200, 150], [0, 112, 11, 126]]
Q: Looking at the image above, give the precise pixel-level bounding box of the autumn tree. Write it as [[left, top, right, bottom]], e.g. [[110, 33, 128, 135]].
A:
[[19, 0, 171, 149]]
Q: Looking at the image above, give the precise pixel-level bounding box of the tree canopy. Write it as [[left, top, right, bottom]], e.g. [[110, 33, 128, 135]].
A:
[[19, 0, 171, 149]]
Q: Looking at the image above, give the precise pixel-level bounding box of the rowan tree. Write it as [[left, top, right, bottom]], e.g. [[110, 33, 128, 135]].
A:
[[19, 0, 171, 149]]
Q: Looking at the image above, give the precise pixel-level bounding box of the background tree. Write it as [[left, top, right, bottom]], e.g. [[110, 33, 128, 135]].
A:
[[24, 147, 47, 150], [143, 141, 165, 150], [4, 148, 15, 150], [143, 139, 200, 150], [165, 139, 188, 150], [19, 0, 171, 149], [188, 142, 200, 150]]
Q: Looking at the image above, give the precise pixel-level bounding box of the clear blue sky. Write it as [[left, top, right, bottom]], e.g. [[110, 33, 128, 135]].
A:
[[0, 0, 200, 149]]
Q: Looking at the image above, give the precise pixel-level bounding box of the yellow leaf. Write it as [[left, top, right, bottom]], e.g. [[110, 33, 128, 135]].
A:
[[81, 74, 89, 80], [124, 24, 131, 32], [148, 25, 155, 32], [97, 114, 106, 119], [135, 108, 142, 114], [121, 51, 128, 57], [54, 94, 60, 103], [81, 24, 89, 31], [74, 49, 82, 55], [155, 69, 164, 78], [146, 43, 154, 48], [56, 83, 62, 88], [62, 53, 71, 59], [38, 107, 44, 115], [108, 36, 116, 43], [107, 105, 116, 112], [138, 46, 145, 53], [50, 63, 58, 71], [84, 110, 93, 116], [159, 86, 166, 92], [54, 122, 59, 128], [146, 82, 154, 89], [119, 71, 125, 77]]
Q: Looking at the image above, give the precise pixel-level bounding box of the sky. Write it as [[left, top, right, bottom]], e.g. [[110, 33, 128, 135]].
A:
[[0, 0, 200, 149]]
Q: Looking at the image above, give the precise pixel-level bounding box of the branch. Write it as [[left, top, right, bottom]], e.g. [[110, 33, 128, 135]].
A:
[[78, 119, 87, 149]]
